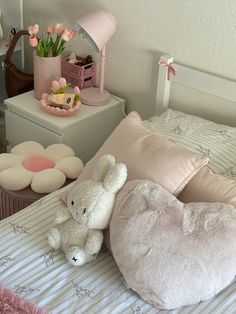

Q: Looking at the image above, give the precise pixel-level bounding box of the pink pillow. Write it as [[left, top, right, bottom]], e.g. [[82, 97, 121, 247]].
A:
[[178, 166, 236, 206], [63, 112, 208, 198], [110, 179, 236, 309]]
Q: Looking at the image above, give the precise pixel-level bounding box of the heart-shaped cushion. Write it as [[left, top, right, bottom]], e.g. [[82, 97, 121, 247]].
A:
[[110, 180, 236, 310]]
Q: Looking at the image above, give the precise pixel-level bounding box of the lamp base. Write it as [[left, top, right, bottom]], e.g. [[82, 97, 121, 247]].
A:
[[80, 87, 111, 106]]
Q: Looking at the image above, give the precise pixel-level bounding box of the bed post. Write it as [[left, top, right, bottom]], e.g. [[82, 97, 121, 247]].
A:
[[155, 55, 173, 115]]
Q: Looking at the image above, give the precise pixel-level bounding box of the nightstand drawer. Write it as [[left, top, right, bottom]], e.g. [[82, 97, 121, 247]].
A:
[[5, 110, 63, 147]]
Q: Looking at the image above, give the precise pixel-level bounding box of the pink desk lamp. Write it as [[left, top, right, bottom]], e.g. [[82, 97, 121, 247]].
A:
[[75, 10, 116, 106]]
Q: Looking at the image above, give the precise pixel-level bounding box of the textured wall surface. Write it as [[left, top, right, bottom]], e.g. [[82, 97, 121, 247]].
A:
[[23, 0, 236, 124]]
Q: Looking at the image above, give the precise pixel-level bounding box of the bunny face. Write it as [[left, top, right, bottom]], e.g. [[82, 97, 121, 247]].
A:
[[67, 180, 105, 225], [65, 154, 128, 229]]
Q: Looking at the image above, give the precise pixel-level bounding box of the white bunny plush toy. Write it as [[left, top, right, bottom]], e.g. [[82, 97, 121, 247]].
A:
[[48, 154, 127, 266]]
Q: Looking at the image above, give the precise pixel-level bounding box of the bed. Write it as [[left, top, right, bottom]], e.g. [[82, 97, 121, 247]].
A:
[[0, 55, 236, 313]]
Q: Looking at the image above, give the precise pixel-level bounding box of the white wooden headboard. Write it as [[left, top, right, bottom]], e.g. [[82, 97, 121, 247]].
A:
[[155, 55, 236, 116]]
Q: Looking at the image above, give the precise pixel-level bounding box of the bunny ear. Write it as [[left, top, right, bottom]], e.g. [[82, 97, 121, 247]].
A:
[[103, 163, 127, 193], [60, 190, 68, 204], [92, 154, 116, 182]]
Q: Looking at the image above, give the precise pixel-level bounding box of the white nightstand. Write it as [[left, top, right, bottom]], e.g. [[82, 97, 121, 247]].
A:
[[4, 91, 125, 163]]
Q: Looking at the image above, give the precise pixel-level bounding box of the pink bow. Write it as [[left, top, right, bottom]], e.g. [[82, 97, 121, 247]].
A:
[[158, 59, 176, 80]]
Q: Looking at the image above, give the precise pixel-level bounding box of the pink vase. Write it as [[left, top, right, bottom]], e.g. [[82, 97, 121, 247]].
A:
[[33, 52, 61, 100]]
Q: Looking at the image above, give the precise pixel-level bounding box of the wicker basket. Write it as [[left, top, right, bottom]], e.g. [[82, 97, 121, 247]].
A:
[[61, 55, 96, 89]]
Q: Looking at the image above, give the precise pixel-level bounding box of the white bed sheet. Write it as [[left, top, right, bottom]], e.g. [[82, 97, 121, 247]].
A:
[[0, 184, 235, 314]]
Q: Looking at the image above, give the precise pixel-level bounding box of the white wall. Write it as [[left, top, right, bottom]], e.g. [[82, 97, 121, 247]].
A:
[[23, 0, 236, 124]]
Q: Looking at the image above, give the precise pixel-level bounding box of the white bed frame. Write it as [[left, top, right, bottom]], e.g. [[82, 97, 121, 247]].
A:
[[155, 55, 236, 115]]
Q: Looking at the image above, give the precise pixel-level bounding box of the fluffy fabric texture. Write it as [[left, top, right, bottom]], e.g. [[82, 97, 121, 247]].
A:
[[0, 142, 84, 193], [48, 154, 127, 267], [0, 283, 46, 313], [110, 180, 236, 310], [31, 168, 66, 193], [22, 156, 55, 172]]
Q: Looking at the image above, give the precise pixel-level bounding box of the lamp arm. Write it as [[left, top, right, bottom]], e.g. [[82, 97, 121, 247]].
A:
[[99, 46, 106, 95]]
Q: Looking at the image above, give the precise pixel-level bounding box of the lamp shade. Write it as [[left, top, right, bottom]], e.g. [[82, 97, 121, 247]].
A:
[[75, 10, 116, 106], [75, 10, 116, 52]]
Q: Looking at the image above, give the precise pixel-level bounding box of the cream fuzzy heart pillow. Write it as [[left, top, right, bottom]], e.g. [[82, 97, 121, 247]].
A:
[[110, 180, 236, 310]]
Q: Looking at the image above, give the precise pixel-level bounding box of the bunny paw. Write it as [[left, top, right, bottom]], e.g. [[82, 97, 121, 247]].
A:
[[66, 246, 87, 266], [48, 227, 61, 249]]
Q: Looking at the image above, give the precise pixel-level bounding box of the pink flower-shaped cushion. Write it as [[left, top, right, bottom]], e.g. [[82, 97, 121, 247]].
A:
[[0, 141, 84, 193]]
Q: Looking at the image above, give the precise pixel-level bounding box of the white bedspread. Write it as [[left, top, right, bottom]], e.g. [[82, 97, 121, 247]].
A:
[[0, 185, 235, 314]]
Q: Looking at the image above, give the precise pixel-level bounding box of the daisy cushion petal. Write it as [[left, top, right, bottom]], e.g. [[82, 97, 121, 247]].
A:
[[31, 169, 66, 193], [0, 167, 33, 191], [55, 156, 84, 179], [0, 153, 24, 171], [11, 141, 44, 157], [44, 144, 75, 162]]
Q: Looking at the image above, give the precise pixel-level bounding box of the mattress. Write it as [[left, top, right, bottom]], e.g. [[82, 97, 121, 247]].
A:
[[0, 184, 236, 314]]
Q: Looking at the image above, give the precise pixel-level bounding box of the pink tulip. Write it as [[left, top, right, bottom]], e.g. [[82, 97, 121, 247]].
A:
[[46, 25, 55, 34], [28, 36, 38, 47], [74, 86, 80, 95], [58, 77, 67, 88], [61, 29, 76, 41], [54, 23, 65, 34], [28, 24, 39, 36], [51, 80, 60, 91]]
